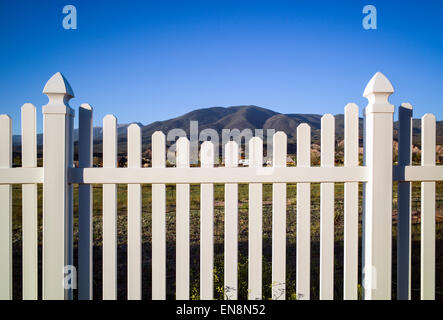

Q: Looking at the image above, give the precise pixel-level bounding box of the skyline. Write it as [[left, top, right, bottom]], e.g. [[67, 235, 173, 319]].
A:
[[1, 0, 443, 134]]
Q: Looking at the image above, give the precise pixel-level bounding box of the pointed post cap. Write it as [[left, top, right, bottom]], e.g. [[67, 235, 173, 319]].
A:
[[42, 72, 75, 114], [363, 72, 394, 114], [363, 72, 394, 97], [43, 72, 74, 97]]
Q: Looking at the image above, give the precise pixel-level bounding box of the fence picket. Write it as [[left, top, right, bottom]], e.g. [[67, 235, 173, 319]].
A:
[[0, 114, 12, 300], [320, 114, 335, 300], [272, 132, 287, 300], [21, 104, 37, 300], [296, 123, 311, 300], [127, 124, 142, 300], [224, 141, 238, 300], [421, 113, 436, 300], [249, 137, 263, 300], [397, 103, 413, 300], [78, 104, 93, 300], [176, 137, 190, 299], [200, 141, 214, 300], [103, 115, 117, 300], [343, 103, 359, 300], [152, 131, 166, 300], [66, 99, 75, 300]]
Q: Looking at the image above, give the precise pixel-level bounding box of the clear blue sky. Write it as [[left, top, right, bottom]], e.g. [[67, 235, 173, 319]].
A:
[[1, 0, 442, 134]]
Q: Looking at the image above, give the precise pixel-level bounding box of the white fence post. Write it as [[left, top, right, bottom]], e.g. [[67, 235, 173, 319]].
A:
[[362, 72, 394, 300], [397, 103, 413, 300], [42, 72, 75, 300], [78, 104, 93, 300]]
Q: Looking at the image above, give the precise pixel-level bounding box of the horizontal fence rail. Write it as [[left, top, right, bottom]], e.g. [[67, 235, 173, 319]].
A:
[[2, 166, 443, 184], [0, 72, 442, 300], [68, 167, 369, 184]]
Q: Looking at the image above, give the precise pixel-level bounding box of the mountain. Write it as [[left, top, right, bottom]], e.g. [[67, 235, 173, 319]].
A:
[[11, 105, 443, 157]]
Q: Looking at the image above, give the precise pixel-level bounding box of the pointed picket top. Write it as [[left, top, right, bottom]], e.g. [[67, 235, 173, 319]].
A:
[[400, 102, 413, 110], [21, 102, 36, 113], [422, 113, 436, 124], [80, 103, 92, 111], [363, 72, 394, 98], [103, 114, 117, 124], [152, 130, 165, 141], [200, 141, 214, 168], [43, 72, 74, 98], [273, 131, 287, 168], [225, 140, 239, 168], [248, 136, 263, 168], [152, 131, 165, 168], [128, 123, 141, 135], [321, 113, 334, 122], [176, 137, 190, 168], [344, 102, 359, 115]]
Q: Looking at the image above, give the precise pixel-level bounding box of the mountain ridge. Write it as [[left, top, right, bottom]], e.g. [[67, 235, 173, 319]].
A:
[[11, 105, 443, 156]]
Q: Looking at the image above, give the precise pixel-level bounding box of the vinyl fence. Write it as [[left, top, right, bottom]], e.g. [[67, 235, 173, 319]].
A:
[[0, 72, 441, 300]]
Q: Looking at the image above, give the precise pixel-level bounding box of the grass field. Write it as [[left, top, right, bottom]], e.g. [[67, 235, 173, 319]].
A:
[[9, 179, 443, 300]]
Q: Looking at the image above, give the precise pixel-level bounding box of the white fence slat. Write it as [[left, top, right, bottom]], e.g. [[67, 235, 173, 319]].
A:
[[102, 115, 117, 300], [296, 123, 311, 300], [421, 113, 436, 300], [21, 104, 38, 300], [224, 141, 238, 300], [0, 114, 12, 300], [397, 103, 413, 300], [176, 137, 190, 299], [248, 136, 263, 300], [127, 124, 142, 300], [320, 114, 335, 300], [78, 104, 93, 300], [66, 104, 75, 300], [152, 131, 166, 300], [343, 103, 359, 300], [200, 141, 214, 300], [272, 132, 287, 300]]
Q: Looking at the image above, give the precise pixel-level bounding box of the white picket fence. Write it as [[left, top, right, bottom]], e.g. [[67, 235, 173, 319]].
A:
[[0, 72, 441, 300]]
